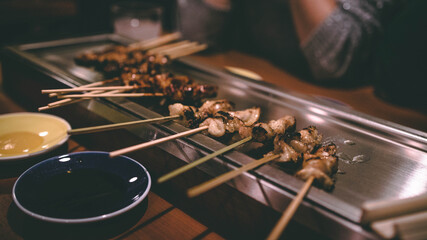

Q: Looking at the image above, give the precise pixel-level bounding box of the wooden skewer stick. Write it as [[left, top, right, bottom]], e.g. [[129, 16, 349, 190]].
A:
[[158, 136, 253, 184], [127, 33, 174, 49], [128, 32, 182, 51], [58, 92, 164, 98], [47, 78, 118, 97], [187, 154, 280, 198], [147, 40, 191, 55], [48, 90, 106, 106], [266, 176, 315, 240], [48, 98, 84, 106], [110, 125, 208, 158], [42, 85, 137, 94], [51, 89, 123, 105], [39, 97, 89, 111], [38, 90, 122, 111], [68, 115, 180, 135], [169, 44, 208, 58], [169, 44, 208, 60], [157, 42, 199, 55]]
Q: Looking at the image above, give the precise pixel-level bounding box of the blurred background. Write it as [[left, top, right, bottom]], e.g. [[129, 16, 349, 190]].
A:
[[0, 0, 177, 47]]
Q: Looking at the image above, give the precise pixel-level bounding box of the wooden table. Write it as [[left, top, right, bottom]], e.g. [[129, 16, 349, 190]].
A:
[[0, 91, 224, 240]]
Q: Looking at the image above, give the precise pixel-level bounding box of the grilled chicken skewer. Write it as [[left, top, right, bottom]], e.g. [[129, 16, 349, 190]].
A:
[[75, 39, 206, 79], [157, 114, 296, 183], [110, 109, 261, 158], [45, 99, 231, 137], [267, 143, 338, 240], [186, 125, 331, 198], [109, 100, 265, 158], [41, 71, 218, 110], [70, 99, 232, 138], [74, 32, 181, 69], [41, 34, 208, 110], [109, 100, 239, 157], [168, 100, 235, 128]]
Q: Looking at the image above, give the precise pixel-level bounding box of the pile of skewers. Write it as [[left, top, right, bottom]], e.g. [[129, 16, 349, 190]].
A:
[[62, 98, 338, 240], [40, 33, 341, 239], [132, 100, 339, 240], [39, 33, 215, 111]]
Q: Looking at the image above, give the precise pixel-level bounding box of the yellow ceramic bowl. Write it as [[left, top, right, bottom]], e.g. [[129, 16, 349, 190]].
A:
[[0, 112, 71, 162]]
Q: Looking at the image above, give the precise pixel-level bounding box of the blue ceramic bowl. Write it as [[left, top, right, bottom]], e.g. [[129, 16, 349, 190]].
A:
[[13, 151, 151, 224]]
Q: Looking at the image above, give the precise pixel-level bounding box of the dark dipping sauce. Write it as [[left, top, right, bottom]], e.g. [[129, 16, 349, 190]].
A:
[[23, 168, 127, 219]]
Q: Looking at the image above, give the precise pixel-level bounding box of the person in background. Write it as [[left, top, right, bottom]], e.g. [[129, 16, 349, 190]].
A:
[[288, 0, 404, 84], [178, 0, 425, 109]]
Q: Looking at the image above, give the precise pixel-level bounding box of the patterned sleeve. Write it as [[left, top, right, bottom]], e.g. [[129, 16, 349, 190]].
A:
[[301, 0, 403, 81]]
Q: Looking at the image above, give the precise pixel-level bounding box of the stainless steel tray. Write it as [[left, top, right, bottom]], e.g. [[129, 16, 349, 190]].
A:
[[3, 34, 427, 239]]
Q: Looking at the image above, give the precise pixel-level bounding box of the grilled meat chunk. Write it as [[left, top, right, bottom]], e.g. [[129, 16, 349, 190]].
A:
[[252, 116, 296, 143], [296, 143, 338, 190]]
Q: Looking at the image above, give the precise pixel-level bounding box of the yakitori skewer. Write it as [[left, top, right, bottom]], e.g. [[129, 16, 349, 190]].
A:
[[157, 114, 297, 183], [42, 43, 212, 110], [74, 33, 181, 67], [266, 143, 338, 240], [109, 99, 259, 158], [75, 36, 206, 78], [45, 33, 208, 110], [186, 126, 326, 198], [108, 99, 235, 157], [40, 70, 217, 109]]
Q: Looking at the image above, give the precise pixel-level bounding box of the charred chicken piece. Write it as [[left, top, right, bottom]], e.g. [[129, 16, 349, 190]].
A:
[[75, 44, 169, 78], [252, 115, 296, 143], [296, 143, 338, 190], [76, 45, 133, 71], [168, 100, 234, 128], [200, 118, 227, 137], [197, 100, 234, 119], [228, 107, 261, 126], [265, 125, 322, 164], [168, 103, 200, 127], [74, 51, 99, 66], [289, 126, 322, 154], [118, 71, 218, 103], [200, 109, 259, 138]]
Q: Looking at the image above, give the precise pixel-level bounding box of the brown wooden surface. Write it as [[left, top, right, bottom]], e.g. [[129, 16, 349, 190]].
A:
[[191, 51, 427, 133], [0, 90, 224, 240]]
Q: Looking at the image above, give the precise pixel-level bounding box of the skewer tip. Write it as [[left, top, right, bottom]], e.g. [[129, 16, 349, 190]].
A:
[[186, 189, 199, 198], [38, 106, 49, 111]]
